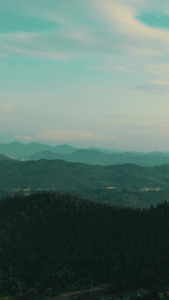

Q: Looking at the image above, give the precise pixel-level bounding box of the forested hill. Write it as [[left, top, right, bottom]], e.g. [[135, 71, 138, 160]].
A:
[[1, 192, 169, 299], [0, 153, 11, 160], [1, 159, 169, 191]]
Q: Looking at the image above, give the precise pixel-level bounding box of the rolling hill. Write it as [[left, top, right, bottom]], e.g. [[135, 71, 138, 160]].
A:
[[0, 159, 169, 191], [0, 153, 11, 160]]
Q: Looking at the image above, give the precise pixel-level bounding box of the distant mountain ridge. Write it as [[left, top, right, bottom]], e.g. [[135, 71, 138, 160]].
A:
[[1, 142, 169, 166], [28, 149, 169, 167], [0, 142, 78, 158]]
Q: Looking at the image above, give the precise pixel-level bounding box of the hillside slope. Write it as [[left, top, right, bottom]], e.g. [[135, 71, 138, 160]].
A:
[[0, 192, 169, 298], [1, 159, 169, 191], [0, 153, 11, 160]]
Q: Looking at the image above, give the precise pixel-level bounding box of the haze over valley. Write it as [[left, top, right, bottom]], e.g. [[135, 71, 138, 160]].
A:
[[1, 141, 169, 210]]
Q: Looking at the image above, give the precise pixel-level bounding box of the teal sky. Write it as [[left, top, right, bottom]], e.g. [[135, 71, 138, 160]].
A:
[[1, 0, 169, 151]]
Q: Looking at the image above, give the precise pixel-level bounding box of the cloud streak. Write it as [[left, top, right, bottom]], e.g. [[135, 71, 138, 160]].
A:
[[0, 104, 13, 114], [91, 0, 169, 57], [37, 130, 104, 142], [14, 135, 33, 142], [1, 0, 169, 62]]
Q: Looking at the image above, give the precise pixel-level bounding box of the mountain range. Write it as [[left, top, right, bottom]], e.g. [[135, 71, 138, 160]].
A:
[[1, 142, 169, 166], [0, 142, 77, 158], [28, 149, 169, 166]]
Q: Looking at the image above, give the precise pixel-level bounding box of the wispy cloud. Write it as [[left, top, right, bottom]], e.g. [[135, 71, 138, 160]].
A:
[[134, 79, 169, 92], [94, 0, 163, 39], [0, 104, 13, 114], [147, 63, 169, 77], [37, 130, 104, 142], [74, 87, 114, 92], [65, 29, 97, 45], [132, 124, 169, 130], [88, 61, 133, 74], [13, 130, 116, 145], [109, 114, 130, 119], [1, 0, 169, 61], [92, 0, 169, 57], [0, 31, 69, 60], [14, 135, 33, 141], [130, 123, 169, 137], [150, 80, 169, 86], [1, 43, 68, 61], [0, 1, 98, 61]]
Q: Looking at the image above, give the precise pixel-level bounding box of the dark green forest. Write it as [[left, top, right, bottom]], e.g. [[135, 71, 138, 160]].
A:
[[0, 192, 169, 299], [2, 159, 169, 191], [2, 188, 169, 208], [70, 188, 169, 208]]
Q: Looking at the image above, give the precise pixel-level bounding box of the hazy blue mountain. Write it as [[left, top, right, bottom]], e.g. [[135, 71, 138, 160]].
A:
[[27, 148, 169, 166], [28, 149, 106, 162], [0, 142, 78, 159], [71, 149, 107, 163], [52, 144, 78, 154], [0, 142, 27, 158], [28, 149, 127, 164], [28, 150, 66, 160], [1, 142, 169, 166], [86, 147, 124, 154]]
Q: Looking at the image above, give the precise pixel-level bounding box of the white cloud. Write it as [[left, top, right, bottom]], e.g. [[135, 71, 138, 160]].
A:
[[137, 80, 169, 92], [88, 61, 133, 74], [150, 80, 169, 86], [74, 87, 114, 92], [0, 104, 13, 114], [147, 64, 169, 77], [37, 130, 104, 142], [0, 33, 68, 60], [92, 0, 169, 56], [0, 1, 98, 61], [112, 65, 132, 73], [1, 0, 169, 61], [65, 29, 97, 45], [14, 135, 33, 141]]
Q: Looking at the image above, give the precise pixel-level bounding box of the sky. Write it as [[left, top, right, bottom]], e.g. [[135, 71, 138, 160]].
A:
[[1, 0, 169, 151]]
